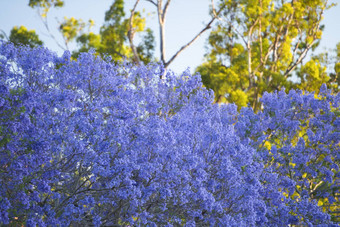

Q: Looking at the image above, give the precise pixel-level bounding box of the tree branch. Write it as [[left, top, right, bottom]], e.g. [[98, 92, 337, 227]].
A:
[[37, 9, 67, 51], [156, 0, 167, 64], [144, 0, 157, 7], [247, 18, 259, 81], [162, 0, 171, 21], [211, 0, 248, 47], [128, 0, 141, 65], [284, 2, 326, 77], [283, 40, 316, 77], [164, 1, 226, 68]]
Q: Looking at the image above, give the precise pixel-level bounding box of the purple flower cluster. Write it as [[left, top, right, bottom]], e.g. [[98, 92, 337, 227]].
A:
[[234, 86, 340, 225], [0, 42, 338, 226]]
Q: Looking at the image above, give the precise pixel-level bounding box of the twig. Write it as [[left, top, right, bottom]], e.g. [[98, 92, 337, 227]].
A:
[[37, 9, 67, 51], [145, 0, 157, 7]]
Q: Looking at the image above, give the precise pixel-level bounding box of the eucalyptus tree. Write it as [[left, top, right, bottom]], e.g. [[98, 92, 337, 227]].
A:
[[197, 0, 337, 110]]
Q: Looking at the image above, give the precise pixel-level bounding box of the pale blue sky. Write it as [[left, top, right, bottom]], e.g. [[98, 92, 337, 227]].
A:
[[0, 0, 339, 73]]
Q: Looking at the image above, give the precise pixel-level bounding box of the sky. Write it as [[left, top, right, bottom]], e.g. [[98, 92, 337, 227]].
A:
[[0, 0, 339, 74]]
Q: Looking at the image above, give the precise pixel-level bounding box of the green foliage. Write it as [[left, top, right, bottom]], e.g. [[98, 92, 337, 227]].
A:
[[197, 0, 337, 110], [297, 58, 329, 92], [29, 0, 64, 8], [29, 0, 64, 18], [72, 32, 101, 58], [8, 26, 43, 48], [20, 0, 155, 63], [55, 0, 154, 63], [137, 28, 155, 64], [297, 42, 340, 93], [99, 0, 131, 61], [104, 0, 125, 24], [97, 0, 154, 62], [59, 17, 85, 44], [197, 60, 248, 107]]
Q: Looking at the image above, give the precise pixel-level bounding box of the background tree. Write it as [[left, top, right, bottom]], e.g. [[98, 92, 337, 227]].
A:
[[0, 26, 43, 48], [45, 0, 223, 68], [145, 0, 225, 69], [4, 0, 224, 69], [197, 0, 337, 110], [97, 0, 152, 63], [296, 42, 340, 93], [8, 26, 43, 48], [25, 0, 155, 64]]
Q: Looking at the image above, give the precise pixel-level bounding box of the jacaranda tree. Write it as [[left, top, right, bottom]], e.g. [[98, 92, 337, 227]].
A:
[[0, 42, 338, 226], [234, 86, 340, 224]]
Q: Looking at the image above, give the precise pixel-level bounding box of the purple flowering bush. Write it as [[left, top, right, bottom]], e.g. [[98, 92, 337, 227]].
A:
[[0, 42, 338, 226]]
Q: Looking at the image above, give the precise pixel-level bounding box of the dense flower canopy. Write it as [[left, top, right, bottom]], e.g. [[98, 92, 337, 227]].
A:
[[0, 42, 339, 226]]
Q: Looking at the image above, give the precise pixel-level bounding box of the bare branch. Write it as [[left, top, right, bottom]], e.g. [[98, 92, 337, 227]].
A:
[[144, 0, 157, 7], [269, 20, 288, 73], [37, 9, 67, 51], [291, 24, 303, 61], [259, 0, 263, 65], [156, 0, 166, 64], [284, 40, 315, 77], [164, 1, 226, 68], [275, 14, 294, 63], [252, 42, 274, 75], [284, 2, 326, 77], [311, 181, 324, 195], [128, 0, 141, 65], [162, 0, 171, 21], [247, 18, 259, 74], [55, 17, 71, 50]]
